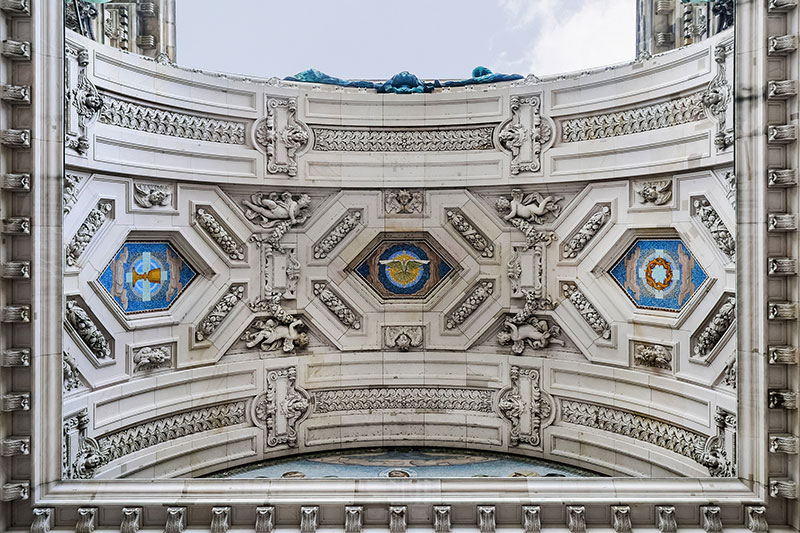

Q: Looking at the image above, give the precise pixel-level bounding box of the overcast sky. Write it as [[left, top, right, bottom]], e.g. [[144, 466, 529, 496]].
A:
[[175, 0, 635, 80]]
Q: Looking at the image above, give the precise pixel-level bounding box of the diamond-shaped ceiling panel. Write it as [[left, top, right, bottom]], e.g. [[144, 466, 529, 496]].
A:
[[354, 234, 455, 300], [98, 241, 196, 314], [609, 238, 708, 312]]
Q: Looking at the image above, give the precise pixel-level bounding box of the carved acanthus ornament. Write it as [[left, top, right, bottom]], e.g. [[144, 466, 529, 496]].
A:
[[562, 283, 611, 340], [446, 209, 494, 258], [313, 126, 493, 152], [65, 200, 113, 266], [498, 95, 550, 174], [195, 284, 245, 342], [255, 97, 310, 177], [313, 210, 362, 259], [133, 183, 171, 208], [243, 293, 309, 353], [65, 300, 111, 359], [446, 280, 494, 329], [561, 92, 705, 142], [314, 387, 494, 413], [99, 96, 246, 144], [132, 346, 171, 373], [693, 198, 735, 260], [495, 189, 560, 249], [313, 282, 361, 330], [693, 296, 735, 359], [253, 367, 310, 449], [633, 342, 673, 370], [562, 204, 610, 259], [385, 189, 423, 214], [195, 207, 245, 261], [498, 366, 551, 447], [384, 326, 424, 351]]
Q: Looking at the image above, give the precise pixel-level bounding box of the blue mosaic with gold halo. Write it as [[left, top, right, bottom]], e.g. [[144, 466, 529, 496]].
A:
[[356, 240, 454, 299], [609, 239, 707, 312], [98, 241, 196, 314]]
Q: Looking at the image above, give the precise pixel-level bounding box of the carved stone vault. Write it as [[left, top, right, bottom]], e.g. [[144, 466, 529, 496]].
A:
[[3, 2, 797, 531]]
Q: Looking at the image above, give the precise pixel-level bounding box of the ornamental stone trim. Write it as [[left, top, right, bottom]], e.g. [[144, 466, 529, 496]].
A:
[[693, 197, 735, 260], [97, 401, 247, 462], [99, 95, 246, 144], [65, 200, 113, 266], [692, 296, 735, 360], [562, 204, 611, 259], [195, 284, 245, 342], [313, 210, 362, 259], [313, 387, 494, 413], [446, 209, 494, 258], [446, 280, 494, 329], [562, 283, 611, 340], [560, 92, 705, 142], [195, 207, 246, 261], [313, 282, 361, 330], [312, 126, 494, 152]]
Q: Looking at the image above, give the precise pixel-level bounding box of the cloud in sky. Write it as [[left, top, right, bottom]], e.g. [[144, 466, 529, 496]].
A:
[[175, 0, 635, 80]]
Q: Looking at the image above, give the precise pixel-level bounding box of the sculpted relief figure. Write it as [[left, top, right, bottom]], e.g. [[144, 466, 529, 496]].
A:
[[243, 192, 311, 228], [242, 317, 309, 353], [133, 183, 171, 208], [636, 180, 672, 206], [497, 318, 565, 355], [497, 189, 562, 225]]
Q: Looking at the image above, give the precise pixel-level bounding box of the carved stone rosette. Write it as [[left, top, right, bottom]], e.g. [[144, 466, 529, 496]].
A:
[[253, 367, 310, 449]]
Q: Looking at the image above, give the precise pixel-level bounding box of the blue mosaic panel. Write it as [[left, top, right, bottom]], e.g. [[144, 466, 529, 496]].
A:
[[208, 447, 600, 479], [98, 241, 196, 314], [356, 240, 453, 299], [609, 239, 708, 312]]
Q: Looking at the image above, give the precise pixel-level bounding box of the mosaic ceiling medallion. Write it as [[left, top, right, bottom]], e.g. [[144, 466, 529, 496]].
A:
[[354, 233, 456, 300], [609, 238, 708, 312], [98, 241, 196, 314]]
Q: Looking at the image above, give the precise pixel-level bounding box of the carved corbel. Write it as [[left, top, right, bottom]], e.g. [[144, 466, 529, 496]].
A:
[[567, 506, 585, 533], [344, 506, 363, 533], [255, 507, 275, 533], [0, 0, 29, 16], [701, 506, 722, 532], [769, 257, 797, 275], [1, 436, 29, 456], [2, 347, 30, 366], [770, 434, 799, 453], [389, 506, 407, 533], [768, 168, 798, 187], [120, 508, 142, 533], [2, 217, 30, 234], [768, 34, 798, 55], [30, 509, 52, 533], [300, 506, 318, 533], [611, 506, 632, 533], [1, 481, 29, 501], [433, 506, 450, 533], [768, 213, 798, 231], [478, 506, 496, 533], [2, 392, 29, 411], [768, 301, 798, 320], [770, 478, 798, 499], [76, 508, 98, 533], [210, 507, 231, 533], [769, 389, 798, 409], [1, 39, 30, 59], [770, 345, 798, 364], [164, 508, 186, 533], [745, 506, 768, 532], [656, 506, 677, 532], [2, 172, 30, 190], [522, 506, 541, 533]]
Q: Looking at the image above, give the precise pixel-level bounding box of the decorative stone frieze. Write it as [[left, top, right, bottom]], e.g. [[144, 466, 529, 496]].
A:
[[567, 506, 585, 533], [693, 197, 735, 259], [692, 296, 735, 360], [768, 213, 797, 231], [1, 39, 30, 59], [1, 482, 29, 501], [65, 300, 111, 359], [1, 436, 29, 456], [768, 168, 798, 187], [561, 93, 705, 142], [562, 204, 611, 258], [97, 401, 247, 462], [768, 34, 797, 55], [635, 179, 672, 205], [255, 97, 310, 177], [252, 367, 309, 449], [769, 390, 798, 409], [313, 209, 362, 259], [769, 345, 797, 364], [2, 172, 30, 190], [385, 189, 423, 214], [195, 284, 245, 342], [745, 506, 769, 532], [769, 434, 799, 454], [446, 280, 493, 329], [345, 506, 363, 533], [562, 283, 611, 339], [1, 393, 29, 411], [210, 507, 231, 533], [770, 479, 798, 499], [313, 126, 494, 152], [389, 506, 407, 533], [446, 209, 494, 258], [299, 506, 317, 533], [498, 95, 549, 174], [522, 506, 541, 533], [1, 347, 29, 366], [132, 183, 171, 208], [1, 304, 30, 322], [99, 96, 246, 144], [313, 282, 361, 329], [2, 216, 29, 234], [65, 200, 113, 266], [433, 506, 450, 533], [768, 301, 798, 320], [314, 386, 494, 413], [633, 342, 673, 369], [255, 507, 275, 533], [131, 345, 171, 372], [195, 207, 245, 261], [384, 326, 423, 351], [498, 366, 551, 447], [701, 506, 723, 532]]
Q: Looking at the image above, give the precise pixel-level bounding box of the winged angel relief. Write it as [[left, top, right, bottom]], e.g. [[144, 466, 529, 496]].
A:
[[243, 192, 311, 227], [496, 189, 562, 224]]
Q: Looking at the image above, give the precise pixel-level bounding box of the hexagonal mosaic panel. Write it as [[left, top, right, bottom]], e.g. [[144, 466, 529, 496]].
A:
[[98, 241, 196, 314], [354, 234, 455, 300], [609, 238, 708, 312]]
